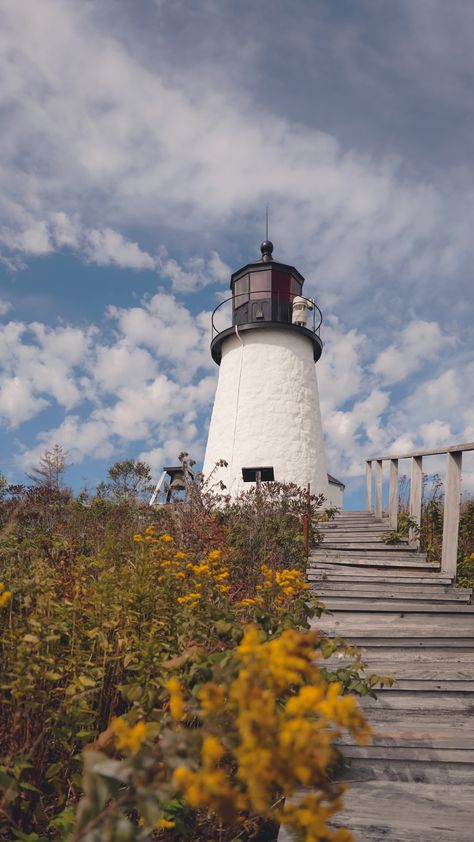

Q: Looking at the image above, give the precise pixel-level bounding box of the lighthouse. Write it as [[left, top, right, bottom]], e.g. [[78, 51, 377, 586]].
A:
[[203, 240, 331, 501]]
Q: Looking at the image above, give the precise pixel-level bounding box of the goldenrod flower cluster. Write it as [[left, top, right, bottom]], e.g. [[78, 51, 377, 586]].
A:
[[133, 525, 174, 543], [253, 564, 309, 611], [170, 625, 371, 841], [156, 818, 176, 829], [0, 583, 12, 609], [111, 717, 148, 753], [166, 678, 185, 721]]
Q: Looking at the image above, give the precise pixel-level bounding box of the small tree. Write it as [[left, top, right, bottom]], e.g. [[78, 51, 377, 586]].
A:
[[26, 444, 69, 491], [101, 459, 153, 504]]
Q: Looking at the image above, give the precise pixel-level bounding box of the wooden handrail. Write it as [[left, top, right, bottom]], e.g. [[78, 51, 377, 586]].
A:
[[367, 441, 474, 462], [365, 442, 473, 577]]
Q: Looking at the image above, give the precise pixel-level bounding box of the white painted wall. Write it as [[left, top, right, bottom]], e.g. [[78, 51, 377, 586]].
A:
[[327, 481, 344, 509], [203, 327, 330, 501]]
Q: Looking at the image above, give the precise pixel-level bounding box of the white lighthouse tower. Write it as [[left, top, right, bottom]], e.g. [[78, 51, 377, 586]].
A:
[[203, 240, 331, 501]]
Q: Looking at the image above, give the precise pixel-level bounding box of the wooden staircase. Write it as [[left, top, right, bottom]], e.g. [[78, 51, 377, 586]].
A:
[[309, 511, 474, 841]]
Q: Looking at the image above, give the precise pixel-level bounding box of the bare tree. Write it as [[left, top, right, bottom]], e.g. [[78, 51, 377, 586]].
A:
[[26, 444, 70, 491]]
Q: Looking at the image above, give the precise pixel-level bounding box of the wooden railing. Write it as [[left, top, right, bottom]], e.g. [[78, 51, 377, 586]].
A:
[[365, 442, 474, 577]]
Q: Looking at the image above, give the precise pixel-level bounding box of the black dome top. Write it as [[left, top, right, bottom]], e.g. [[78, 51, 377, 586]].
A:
[[260, 240, 274, 262]]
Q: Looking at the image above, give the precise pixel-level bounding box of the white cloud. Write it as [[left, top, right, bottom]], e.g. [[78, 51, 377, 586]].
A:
[[84, 228, 155, 270], [0, 0, 472, 307], [0, 299, 12, 316], [17, 415, 115, 469], [108, 291, 214, 382], [372, 321, 455, 385], [157, 249, 231, 292], [0, 377, 49, 427]]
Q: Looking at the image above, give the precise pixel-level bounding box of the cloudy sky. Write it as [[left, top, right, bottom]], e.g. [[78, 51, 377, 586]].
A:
[[1, 0, 473, 506]]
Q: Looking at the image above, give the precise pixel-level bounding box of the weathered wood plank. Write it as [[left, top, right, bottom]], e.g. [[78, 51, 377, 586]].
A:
[[333, 781, 474, 841], [317, 599, 474, 613], [313, 587, 471, 602]]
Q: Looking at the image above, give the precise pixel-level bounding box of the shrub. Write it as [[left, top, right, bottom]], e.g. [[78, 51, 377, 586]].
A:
[[0, 481, 375, 841]]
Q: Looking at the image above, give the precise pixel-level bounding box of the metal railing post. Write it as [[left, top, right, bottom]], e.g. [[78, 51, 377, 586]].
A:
[[441, 451, 462, 577], [365, 461, 372, 512], [389, 459, 398, 530], [409, 456, 423, 548], [375, 460, 383, 519]]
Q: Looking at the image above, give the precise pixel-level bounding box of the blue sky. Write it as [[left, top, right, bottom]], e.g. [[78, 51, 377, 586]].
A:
[[1, 0, 474, 506]]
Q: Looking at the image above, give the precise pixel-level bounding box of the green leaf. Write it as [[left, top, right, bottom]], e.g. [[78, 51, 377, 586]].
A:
[[78, 675, 96, 688], [45, 762, 64, 781]]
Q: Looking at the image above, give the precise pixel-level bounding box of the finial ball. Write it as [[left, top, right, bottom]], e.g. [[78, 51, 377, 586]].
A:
[[260, 240, 274, 261]]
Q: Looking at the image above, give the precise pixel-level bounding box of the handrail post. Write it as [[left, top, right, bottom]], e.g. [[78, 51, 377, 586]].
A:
[[375, 460, 383, 519], [441, 451, 462, 577], [389, 459, 398, 530], [365, 461, 372, 512], [409, 456, 423, 548]]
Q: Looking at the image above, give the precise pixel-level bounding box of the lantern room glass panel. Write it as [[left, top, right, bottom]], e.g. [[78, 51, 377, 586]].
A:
[[234, 273, 249, 305], [290, 276, 303, 298], [271, 270, 292, 323], [232, 273, 250, 326], [249, 269, 271, 300]]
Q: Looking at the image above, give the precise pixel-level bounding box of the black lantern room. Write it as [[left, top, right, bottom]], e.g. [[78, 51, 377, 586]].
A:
[[210, 240, 323, 364]]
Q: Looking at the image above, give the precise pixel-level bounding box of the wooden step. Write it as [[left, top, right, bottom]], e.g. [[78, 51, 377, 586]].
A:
[[328, 647, 474, 664], [330, 781, 474, 842], [311, 558, 438, 569], [313, 586, 471, 602], [326, 660, 474, 682], [316, 544, 420, 553], [340, 745, 474, 780], [308, 566, 452, 590], [339, 721, 474, 749], [318, 526, 391, 534], [359, 690, 474, 710], [317, 599, 474, 613]]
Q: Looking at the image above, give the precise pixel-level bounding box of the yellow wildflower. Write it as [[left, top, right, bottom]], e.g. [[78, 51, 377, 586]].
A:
[[166, 677, 185, 721], [156, 818, 175, 829], [208, 549, 222, 560], [285, 685, 324, 715], [177, 592, 201, 605], [0, 590, 12, 608], [162, 534, 174, 542], [175, 551, 186, 559], [145, 525, 157, 535], [133, 533, 143, 542], [202, 735, 225, 769], [190, 563, 210, 574], [217, 584, 230, 594], [111, 718, 148, 753], [236, 597, 263, 608], [199, 682, 226, 716], [173, 766, 244, 818]]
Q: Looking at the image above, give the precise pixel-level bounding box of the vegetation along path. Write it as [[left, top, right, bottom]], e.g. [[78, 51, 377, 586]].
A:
[[286, 510, 474, 841]]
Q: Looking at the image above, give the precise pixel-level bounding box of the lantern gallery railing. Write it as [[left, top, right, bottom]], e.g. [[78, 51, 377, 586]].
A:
[[211, 291, 323, 341], [365, 442, 474, 577]]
